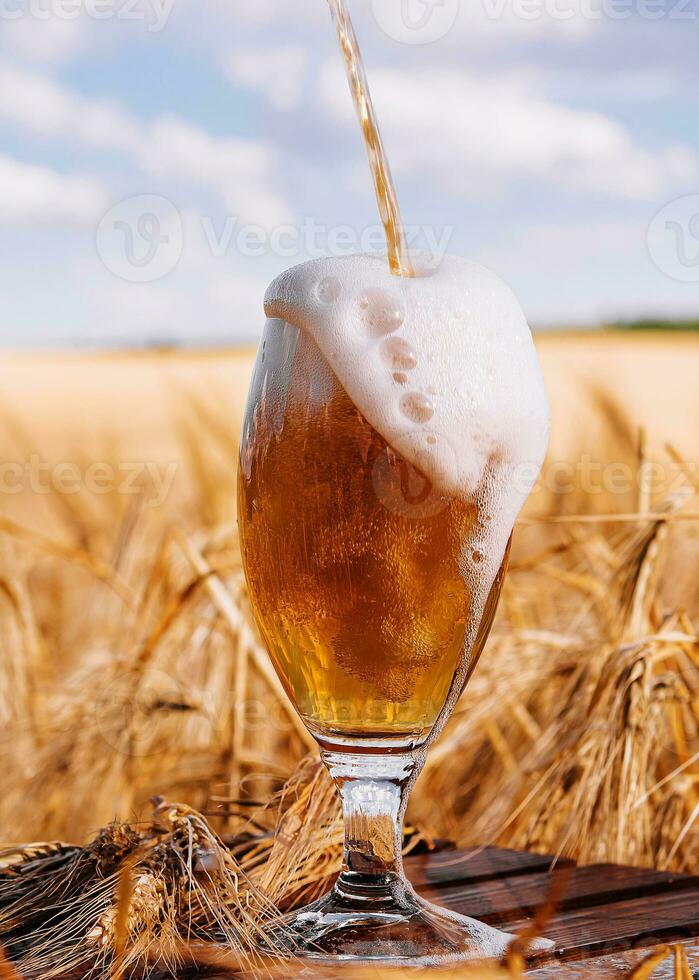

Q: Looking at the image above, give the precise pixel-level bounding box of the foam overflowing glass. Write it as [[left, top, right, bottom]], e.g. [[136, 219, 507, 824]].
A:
[[237, 254, 551, 962]]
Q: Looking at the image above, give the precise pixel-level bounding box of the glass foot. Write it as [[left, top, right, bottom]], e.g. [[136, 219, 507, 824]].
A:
[[261, 882, 554, 964]]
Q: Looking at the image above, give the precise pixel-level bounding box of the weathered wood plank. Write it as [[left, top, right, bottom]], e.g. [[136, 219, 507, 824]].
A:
[[407, 846, 574, 889], [528, 941, 699, 978], [430, 863, 695, 925], [505, 888, 699, 960]]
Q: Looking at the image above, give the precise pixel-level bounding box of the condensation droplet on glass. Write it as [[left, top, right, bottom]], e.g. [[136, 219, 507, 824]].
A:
[[426, 385, 438, 396], [472, 549, 485, 564], [393, 372, 408, 385], [358, 287, 405, 337], [380, 336, 417, 371], [316, 276, 342, 303], [400, 392, 434, 424], [426, 435, 437, 446]]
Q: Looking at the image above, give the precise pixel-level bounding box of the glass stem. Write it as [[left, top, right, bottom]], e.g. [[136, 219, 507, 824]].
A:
[[322, 750, 420, 908]]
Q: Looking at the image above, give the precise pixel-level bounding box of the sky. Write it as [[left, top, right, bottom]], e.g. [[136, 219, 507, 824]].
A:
[[0, 0, 697, 346]]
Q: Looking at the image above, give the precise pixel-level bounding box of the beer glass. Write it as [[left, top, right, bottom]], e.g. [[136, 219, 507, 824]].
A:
[[238, 316, 544, 962]]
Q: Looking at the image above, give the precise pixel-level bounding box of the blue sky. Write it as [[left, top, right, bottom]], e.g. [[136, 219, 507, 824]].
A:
[[0, 0, 697, 346]]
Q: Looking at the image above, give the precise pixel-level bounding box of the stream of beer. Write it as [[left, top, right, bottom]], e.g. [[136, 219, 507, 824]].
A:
[[327, 0, 414, 278]]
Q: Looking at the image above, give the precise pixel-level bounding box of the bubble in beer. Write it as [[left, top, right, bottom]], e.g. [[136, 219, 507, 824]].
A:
[[400, 392, 434, 424], [358, 287, 404, 337], [316, 276, 342, 304], [381, 336, 417, 371]]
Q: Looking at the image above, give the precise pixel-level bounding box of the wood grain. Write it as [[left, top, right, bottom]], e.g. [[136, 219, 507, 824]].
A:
[[407, 845, 573, 889], [406, 847, 699, 965], [428, 864, 695, 925], [506, 888, 699, 960]]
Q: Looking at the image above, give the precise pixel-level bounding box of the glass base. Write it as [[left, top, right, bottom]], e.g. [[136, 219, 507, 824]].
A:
[[260, 880, 555, 964]]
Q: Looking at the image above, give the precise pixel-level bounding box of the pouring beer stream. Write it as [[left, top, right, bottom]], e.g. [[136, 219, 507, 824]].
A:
[[327, 0, 414, 278]]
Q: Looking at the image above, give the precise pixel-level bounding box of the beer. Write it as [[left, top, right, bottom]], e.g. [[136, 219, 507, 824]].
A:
[[327, 0, 414, 278], [238, 320, 509, 747]]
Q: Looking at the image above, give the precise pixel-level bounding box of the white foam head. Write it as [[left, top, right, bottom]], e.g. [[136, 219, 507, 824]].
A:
[[265, 252, 549, 517]]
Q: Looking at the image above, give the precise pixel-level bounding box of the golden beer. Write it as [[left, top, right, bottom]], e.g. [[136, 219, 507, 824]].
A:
[[238, 319, 508, 747]]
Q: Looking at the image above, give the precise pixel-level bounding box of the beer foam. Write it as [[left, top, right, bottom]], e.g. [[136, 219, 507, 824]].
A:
[[264, 253, 550, 529]]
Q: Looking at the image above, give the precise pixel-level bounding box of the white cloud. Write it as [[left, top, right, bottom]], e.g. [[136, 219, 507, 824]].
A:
[[142, 117, 290, 227], [0, 63, 140, 149], [476, 215, 699, 325], [1, 15, 91, 65], [80, 220, 272, 344], [320, 61, 697, 201], [204, 0, 324, 27], [0, 152, 107, 225], [225, 44, 308, 111], [0, 62, 290, 226], [450, 0, 599, 43], [206, 268, 271, 333], [71, 202, 277, 344]]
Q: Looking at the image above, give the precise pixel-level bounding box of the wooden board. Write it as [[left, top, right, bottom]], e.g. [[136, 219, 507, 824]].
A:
[[405, 847, 699, 968], [409, 846, 574, 889]]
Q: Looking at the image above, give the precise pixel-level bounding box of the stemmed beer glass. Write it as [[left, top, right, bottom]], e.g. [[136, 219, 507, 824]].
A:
[[237, 260, 549, 962]]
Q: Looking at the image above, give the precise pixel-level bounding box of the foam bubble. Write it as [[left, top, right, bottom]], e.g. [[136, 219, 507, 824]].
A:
[[381, 337, 418, 372], [400, 392, 435, 424], [358, 287, 405, 337], [316, 276, 342, 303]]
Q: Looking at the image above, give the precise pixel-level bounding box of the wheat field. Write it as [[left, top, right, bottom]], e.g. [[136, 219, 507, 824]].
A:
[[0, 332, 697, 978]]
